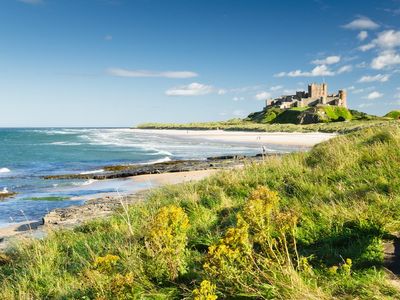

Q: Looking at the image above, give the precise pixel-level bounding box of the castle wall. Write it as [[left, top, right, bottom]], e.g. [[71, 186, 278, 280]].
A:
[[265, 83, 347, 109]]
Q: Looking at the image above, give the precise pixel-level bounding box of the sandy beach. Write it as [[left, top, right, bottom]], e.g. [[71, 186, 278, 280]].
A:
[[131, 129, 336, 147]]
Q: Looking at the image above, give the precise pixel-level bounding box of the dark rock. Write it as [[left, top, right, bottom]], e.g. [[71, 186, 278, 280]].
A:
[[43, 154, 266, 181], [0, 192, 17, 200]]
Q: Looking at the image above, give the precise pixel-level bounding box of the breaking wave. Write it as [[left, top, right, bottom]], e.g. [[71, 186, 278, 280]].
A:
[[50, 141, 82, 146], [0, 168, 10, 173], [79, 169, 104, 175]]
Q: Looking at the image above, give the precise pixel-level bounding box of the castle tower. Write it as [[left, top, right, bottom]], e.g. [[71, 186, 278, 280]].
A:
[[322, 83, 328, 103], [308, 83, 328, 104], [338, 90, 347, 108]]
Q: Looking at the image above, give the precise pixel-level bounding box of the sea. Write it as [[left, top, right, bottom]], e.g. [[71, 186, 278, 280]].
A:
[[0, 128, 304, 228]]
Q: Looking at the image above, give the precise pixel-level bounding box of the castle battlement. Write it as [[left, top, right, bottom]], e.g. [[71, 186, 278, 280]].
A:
[[266, 83, 347, 109]]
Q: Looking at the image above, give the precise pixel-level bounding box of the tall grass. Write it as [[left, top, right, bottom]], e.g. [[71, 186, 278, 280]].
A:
[[1, 125, 400, 299], [137, 119, 397, 133]]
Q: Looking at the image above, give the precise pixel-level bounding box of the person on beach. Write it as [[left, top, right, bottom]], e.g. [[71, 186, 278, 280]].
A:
[[262, 145, 268, 156]]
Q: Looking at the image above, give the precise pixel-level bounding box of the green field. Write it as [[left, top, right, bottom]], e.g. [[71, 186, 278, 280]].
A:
[[1, 124, 400, 299]]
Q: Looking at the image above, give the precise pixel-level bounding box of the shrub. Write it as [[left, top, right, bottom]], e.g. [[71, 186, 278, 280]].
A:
[[192, 280, 218, 300], [145, 205, 190, 281], [93, 254, 120, 273], [242, 186, 280, 239], [242, 186, 297, 258], [203, 215, 252, 283]]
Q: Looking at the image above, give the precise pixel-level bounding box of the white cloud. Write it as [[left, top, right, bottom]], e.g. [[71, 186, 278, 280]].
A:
[[233, 96, 245, 101], [217, 89, 227, 95], [274, 72, 286, 78], [358, 74, 390, 83], [18, 0, 43, 4], [364, 91, 384, 100], [337, 65, 353, 74], [371, 51, 400, 69], [288, 65, 335, 77], [359, 30, 400, 52], [255, 91, 272, 100], [107, 68, 198, 78], [312, 55, 341, 65], [357, 31, 368, 41], [165, 83, 214, 96], [374, 30, 400, 49], [270, 85, 283, 91], [359, 43, 376, 51], [308, 65, 335, 76], [104, 35, 113, 41], [356, 61, 368, 68], [384, 8, 400, 15], [342, 17, 379, 30], [276, 63, 353, 79]]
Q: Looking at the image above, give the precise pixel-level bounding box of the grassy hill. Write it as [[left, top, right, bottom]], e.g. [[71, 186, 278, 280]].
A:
[[247, 105, 368, 125], [1, 125, 400, 298], [385, 110, 400, 120]]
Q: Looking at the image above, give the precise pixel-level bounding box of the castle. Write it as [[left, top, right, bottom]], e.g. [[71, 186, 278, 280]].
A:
[[266, 83, 347, 109]]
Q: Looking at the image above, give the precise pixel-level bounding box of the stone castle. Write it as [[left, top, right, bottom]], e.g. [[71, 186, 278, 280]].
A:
[[266, 83, 347, 109]]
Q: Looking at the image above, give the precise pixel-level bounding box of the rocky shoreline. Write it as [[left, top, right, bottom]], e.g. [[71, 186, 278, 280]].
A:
[[43, 190, 150, 227], [1, 154, 271, 248], [43, 153, 270, 180]]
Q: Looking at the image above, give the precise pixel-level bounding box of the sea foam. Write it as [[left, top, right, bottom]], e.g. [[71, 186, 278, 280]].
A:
[[0, 168, 10, 173], [80, 169, 104, 175]]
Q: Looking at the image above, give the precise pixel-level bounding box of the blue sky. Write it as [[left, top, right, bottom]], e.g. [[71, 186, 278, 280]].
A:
[[0, 0, 400, 127]]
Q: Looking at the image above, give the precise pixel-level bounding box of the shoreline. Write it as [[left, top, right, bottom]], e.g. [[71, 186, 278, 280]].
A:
[[0, 130, 335, 250], [131, 128, 336, 147], [0, 169, 217, 249]]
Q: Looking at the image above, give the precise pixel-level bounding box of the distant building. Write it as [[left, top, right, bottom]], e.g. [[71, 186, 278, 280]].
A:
[[266, 83, 347, 109]]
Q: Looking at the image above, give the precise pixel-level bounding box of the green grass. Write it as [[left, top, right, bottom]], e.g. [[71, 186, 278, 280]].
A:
[[321, 106, 352, 121], [289, 106, 309, 111], [385, 110, 400, 120], [138, 119, 398, 134], [1, 124, 400, 299]]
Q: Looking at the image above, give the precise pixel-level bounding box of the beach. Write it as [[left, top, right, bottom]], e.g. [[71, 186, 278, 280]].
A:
[[130, 129, 336, 147], [0, 169, 218, 249], [0, 129, 335, 249]]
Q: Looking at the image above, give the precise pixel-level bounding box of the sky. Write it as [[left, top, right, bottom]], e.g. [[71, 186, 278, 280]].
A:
[[0, 0, 400, 127]]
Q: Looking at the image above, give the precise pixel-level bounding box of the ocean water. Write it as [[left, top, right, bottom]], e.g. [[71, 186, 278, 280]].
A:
[[0, 128, 303, 228]]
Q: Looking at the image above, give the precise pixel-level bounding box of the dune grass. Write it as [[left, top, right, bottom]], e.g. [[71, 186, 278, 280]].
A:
[[137, 119, 397, 134], [1, 125, 400, 299]]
